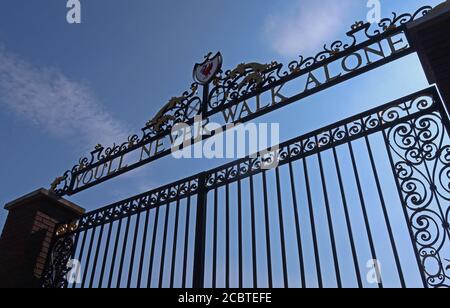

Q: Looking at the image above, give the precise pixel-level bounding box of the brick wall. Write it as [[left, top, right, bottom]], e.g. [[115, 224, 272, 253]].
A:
[[0, 189, 84, 288]]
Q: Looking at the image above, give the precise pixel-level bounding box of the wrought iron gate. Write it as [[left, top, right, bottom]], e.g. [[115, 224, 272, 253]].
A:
[[43, 86, 450, 288]]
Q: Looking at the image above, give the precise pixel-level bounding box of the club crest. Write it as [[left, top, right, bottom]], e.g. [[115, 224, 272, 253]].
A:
[[193, 52, 222, 85]]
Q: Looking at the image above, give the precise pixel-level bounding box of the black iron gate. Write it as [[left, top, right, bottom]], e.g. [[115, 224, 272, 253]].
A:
[[43, 87, 450, 288]]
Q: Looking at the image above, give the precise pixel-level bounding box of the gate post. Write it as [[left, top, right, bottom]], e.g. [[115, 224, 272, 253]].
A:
[[0, 188, 84, 288], [407, 1, 450, 108], [192, 173, 208, 288]]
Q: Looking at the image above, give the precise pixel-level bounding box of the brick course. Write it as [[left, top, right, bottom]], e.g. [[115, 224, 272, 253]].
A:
[[0, 189, 84, 288]]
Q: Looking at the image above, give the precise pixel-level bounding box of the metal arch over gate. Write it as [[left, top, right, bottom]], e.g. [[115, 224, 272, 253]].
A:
[[42, 4, 450, 288], [50, 5, 433, 197]]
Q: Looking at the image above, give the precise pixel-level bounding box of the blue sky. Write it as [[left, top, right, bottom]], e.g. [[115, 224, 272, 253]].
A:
[[0, 0, 445, 284]]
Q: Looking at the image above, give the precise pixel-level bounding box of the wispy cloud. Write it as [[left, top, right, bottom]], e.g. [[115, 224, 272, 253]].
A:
[[0, 46, 128, 148], [263, 0, 356, 57]]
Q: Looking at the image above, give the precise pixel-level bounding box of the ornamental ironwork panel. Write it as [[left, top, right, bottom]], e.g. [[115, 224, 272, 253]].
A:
[[386, 104, 450, 288], [42, 86, 450, 288], [41, 236, 76, 289]]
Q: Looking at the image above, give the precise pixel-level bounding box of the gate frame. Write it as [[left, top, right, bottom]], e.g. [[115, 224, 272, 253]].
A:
[[42, 86, 450, 288], [2, 3, 449, 289]]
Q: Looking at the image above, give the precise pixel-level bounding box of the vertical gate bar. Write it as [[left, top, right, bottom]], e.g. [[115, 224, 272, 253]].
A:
[[317, 149, 342, 288], [249, 175, 258, 288], [275, 167, 289, 288], [170, 200, 181, 288], [190, 82, 210, 289], [108, 218, 123, 288], [347, 141, 383, 289], [158, 203, 171, 288], [364, 135, 406, 287], [225, 183, 230, 288], [116, 215, 131, 288], [98, 222, 113, 288], [137, 210, 151, 288], [201, 83, 210, 116], [192, 173, 208, 289], [64, 231, 81, 288], [72, 230, 87, 288], [182, 196, 192, 288], [127, 211, 142, 288], [332, 147, 363, 288], [237, 178, 243, 288], [381, 129, 428, 288], [288, 161, 305, 288], [147, 206, 161, 288], [89, 224, 105, 288], [212, 188, 218, 288], [81, 227, 96, 288], [262, 171, 273, 288], [303, 158, 323, 288]]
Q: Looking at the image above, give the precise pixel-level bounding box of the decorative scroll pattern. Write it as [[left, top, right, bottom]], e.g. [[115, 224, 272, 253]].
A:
[[56, 90, 441, 231], [56, 221, 79, 237], [207, 6, 432, 111], [57, 177, 199, 236], [50, 5, 433, 197], [43, 86, 449, 288], [145, 83, 201, 134], [206, 91, 437, 190], [388, 112, 450, 288], [50, 84, 201, 196], [41, 236, 74, 288]]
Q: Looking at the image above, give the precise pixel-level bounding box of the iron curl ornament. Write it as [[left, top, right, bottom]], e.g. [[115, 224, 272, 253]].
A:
[[41, 236, 75, 288], [387, 109, 450, 288], [55, 176, 199, 235]]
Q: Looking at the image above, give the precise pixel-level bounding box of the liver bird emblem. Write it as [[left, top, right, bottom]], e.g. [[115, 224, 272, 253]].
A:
[[201, 62, 214, 78], [193, 52, 222, 85]]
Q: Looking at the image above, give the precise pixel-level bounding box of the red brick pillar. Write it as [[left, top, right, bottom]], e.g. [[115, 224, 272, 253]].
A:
[[0, 189, 84, 288], [407, 1, 450, 109]]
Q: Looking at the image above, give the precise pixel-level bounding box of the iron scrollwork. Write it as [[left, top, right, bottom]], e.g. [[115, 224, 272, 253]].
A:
[[50, 5, 434, 197], [207, 5, 433, 112], [50, 83, 201, 196], [43, 177, 199, 288], [145, 83, 201, 134], [387, 102, 450, 287], [41, 236, 75, 288], [208, 61, 281, 109], [63, 176, 198, 235], [205, 89, 438, 190], [44, 86, 448, 288]]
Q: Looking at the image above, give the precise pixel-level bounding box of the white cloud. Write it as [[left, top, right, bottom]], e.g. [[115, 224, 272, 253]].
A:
[[263, 0, 355, 57], [0, 46, 128, 148]]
